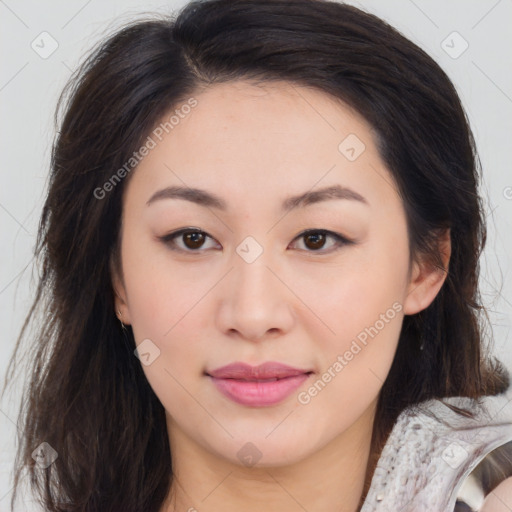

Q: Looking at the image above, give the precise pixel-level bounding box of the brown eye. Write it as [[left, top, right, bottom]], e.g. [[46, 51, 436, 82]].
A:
[[159, 228, 219, 253], [290, 229, 353, 253], [182, 231, 206, 249], [160, 228, 353, 255], [303, 232, 327, 250]]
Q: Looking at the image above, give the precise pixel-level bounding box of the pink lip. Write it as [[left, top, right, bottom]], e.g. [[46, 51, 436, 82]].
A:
[[206, 362, 313, 407]]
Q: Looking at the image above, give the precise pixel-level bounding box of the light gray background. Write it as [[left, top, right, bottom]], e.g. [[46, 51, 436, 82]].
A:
[[1, 0, 511, 509]]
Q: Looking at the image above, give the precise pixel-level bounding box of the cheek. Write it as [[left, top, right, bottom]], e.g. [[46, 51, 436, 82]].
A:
[[302, 236, 408, 339], [122, 256, 210, 413], [121, 228, 213, 337], [297, 261, 405, 425], [120, 236, 217, 398], [302, 225, 409, 382]]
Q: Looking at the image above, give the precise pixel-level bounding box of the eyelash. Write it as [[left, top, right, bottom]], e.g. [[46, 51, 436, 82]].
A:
[[158, 228, 355, 255]]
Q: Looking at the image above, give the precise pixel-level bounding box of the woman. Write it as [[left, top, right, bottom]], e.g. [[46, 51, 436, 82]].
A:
[[2, 0, 511, 511]]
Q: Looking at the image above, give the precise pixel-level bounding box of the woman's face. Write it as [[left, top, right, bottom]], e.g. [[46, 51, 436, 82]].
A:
[[113, 80, 446, 467]]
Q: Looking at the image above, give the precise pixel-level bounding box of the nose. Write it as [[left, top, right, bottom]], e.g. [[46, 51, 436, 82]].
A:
[[215, 248, 296, 343]]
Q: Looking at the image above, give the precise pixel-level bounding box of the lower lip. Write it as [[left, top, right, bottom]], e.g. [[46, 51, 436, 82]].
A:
[[209, 374, 310, 407]]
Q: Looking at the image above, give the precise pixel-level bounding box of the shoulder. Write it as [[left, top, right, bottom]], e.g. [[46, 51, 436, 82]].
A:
[[361, 386, 512, 512], [480, 476, 512, 512], [457, 440, 512, 511]]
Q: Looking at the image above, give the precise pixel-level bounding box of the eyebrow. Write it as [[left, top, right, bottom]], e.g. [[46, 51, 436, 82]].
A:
[[146, 184, 368, 211]]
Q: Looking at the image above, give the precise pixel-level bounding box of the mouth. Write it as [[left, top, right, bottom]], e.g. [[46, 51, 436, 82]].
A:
[[206, 362, 314, 407]]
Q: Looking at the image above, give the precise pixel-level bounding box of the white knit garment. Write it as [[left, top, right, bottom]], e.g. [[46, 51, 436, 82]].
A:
[[361, 386, 512, 512]]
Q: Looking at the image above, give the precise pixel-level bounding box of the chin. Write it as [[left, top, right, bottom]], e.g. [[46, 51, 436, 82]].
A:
[[207, 425, 326, 469]]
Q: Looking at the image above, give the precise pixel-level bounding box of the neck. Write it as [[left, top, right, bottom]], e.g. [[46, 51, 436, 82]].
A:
[[161, 401, 379, 512]]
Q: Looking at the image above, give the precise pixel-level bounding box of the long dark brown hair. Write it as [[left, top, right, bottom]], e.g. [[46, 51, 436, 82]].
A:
[[2, 1, 510, 510]]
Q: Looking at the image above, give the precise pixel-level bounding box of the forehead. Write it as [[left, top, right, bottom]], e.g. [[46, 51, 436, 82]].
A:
[[123, 79, 399, 214], [176, 79, 370, 153]]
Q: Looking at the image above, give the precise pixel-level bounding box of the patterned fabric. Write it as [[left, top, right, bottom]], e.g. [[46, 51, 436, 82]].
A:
[[361, 387, 512, 512]]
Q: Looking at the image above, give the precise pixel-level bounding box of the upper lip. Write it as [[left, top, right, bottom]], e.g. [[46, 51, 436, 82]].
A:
[[206, 362, 313, 380]]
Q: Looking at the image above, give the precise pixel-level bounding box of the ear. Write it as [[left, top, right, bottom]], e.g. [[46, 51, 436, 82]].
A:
[[110, 251, 132, 325], [403, 228, 451, 315]]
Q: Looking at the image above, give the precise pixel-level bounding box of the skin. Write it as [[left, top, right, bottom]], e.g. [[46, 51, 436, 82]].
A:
[[481, 477, 512, 512], [112, 80, 450, 512]]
